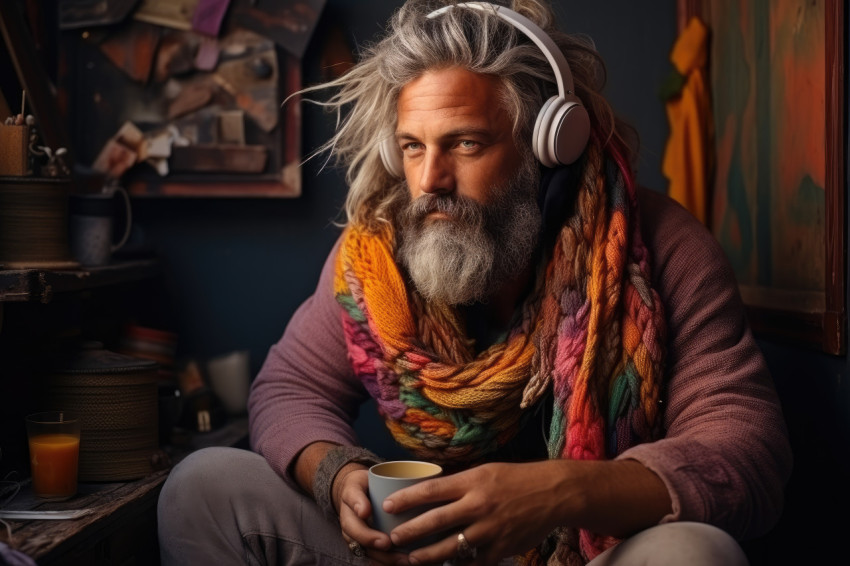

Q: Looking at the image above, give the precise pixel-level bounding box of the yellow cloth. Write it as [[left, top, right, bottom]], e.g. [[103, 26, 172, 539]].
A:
[[662, 17, 712, 225]]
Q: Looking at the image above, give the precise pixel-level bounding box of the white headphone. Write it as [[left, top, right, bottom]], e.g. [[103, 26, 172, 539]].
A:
[[380, 1, 591, 178]]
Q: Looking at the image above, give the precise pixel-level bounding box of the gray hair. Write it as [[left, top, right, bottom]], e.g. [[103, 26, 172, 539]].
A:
[[299, 0, 626, 229]]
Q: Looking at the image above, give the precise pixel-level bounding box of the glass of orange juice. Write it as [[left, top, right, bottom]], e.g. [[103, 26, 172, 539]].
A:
[[26, 411, 81, 500]]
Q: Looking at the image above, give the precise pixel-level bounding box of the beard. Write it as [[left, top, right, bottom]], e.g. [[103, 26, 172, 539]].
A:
[[395, 157, 542, 305]]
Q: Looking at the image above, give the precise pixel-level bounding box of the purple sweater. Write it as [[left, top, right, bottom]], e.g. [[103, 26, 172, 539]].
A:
[[249, 187, 793, 541]]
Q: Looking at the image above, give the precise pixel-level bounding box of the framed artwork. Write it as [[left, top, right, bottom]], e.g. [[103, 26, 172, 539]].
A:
[[678, 0, 845, 354], [53, 0, 326, 198]]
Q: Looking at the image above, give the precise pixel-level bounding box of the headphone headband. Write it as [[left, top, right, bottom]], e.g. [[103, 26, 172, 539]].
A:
[[379, 1, 591, 175], [426, 2, 575, 98]]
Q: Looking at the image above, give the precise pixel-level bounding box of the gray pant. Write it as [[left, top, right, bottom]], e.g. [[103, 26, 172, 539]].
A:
[[157, 447, 749, 566]]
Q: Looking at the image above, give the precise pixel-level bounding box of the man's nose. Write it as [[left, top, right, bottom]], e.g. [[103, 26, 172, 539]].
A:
[[417, 150, 454, 195]]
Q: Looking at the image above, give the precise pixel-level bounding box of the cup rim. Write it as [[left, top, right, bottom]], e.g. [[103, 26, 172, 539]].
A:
[[368, 460, 443, 480], [26, 410, 80, 425]]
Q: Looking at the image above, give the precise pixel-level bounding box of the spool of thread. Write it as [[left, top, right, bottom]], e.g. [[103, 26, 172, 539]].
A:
[[0, 176, 77, 269]]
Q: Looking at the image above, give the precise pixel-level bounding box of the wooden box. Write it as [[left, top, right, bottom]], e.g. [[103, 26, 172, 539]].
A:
[[0, 124, 29, 176]]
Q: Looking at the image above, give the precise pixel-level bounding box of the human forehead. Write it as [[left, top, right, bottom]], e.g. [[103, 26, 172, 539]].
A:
[[395, 67, 511, 129]]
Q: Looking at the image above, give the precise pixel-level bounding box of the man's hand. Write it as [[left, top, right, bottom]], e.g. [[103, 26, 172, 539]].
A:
[[380, 459, 671, 565], [336, 464, 458, 565], [333, 464, 402, 564], [295, 442, 415, 564], [378, 461, 562, 564]]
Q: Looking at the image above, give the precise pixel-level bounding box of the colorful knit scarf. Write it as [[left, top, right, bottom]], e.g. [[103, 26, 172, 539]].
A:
[[334, 143, 666, 564]]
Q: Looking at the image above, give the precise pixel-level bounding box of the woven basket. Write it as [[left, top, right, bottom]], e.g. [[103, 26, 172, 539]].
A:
[[43, 343, 160, 481]]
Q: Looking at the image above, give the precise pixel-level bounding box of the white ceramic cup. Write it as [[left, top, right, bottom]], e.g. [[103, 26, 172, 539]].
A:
[[368, 460, 443, 551], [206, 350, 251, 415]]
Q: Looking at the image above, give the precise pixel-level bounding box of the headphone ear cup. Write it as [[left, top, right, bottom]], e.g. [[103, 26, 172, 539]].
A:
[[534, 96, 590, 168], [379, 136, 404, 178], [533, 96, 564, 168], [549, 98, 590, 165]]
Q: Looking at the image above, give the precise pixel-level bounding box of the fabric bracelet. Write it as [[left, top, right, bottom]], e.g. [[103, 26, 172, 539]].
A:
[[313, 445, 383, 520]]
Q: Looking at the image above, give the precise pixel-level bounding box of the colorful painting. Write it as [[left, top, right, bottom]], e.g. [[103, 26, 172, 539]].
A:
[[680, 0, 845, 353], [707, 0, 826, 312]]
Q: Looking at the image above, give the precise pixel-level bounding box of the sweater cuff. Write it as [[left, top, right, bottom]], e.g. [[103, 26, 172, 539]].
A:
[[313, 445, 383, 520]]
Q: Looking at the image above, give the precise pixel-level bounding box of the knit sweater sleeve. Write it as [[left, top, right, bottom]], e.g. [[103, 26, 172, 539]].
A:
[[248, 237, 368, 488], [620, 188, 793, 540]]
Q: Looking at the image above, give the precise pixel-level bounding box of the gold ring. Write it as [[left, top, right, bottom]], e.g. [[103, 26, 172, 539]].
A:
[[348, 540, 365, 557], [457, 532, 477, 560]]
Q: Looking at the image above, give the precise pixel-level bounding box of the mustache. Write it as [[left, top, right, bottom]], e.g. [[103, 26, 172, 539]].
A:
[[402, 193, 486, 227]]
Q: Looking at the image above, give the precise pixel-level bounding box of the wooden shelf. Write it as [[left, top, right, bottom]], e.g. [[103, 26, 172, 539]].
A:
[[0, 259, 159, 303]]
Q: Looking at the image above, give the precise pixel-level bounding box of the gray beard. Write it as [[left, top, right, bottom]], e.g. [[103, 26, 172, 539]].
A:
[[396, 160, 541, 305]]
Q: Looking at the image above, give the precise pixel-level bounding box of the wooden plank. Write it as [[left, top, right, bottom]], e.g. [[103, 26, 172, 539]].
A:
[[823, 0, 845, 355], [97, 21, 160, 84], [167, 80, 215, 120], [134, 0, 199, 30], [59, 0, 141, 30], [0, 418, 248, 563], [128, 178, 300, 197], [0, 470, 168, 562], [212, 46, 278, 132], [170, 144, 268, 173], [91, 137, 138, 179], [280, 52, 302, 195], [0, 270, 37, 302], [0, 259, 160, 303], [219, 110, 245, 145]]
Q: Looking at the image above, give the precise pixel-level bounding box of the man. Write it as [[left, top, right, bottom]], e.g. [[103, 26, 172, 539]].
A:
[[158, 1, 792, 565]]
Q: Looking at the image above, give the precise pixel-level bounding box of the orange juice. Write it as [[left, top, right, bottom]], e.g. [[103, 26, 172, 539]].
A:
[[29, 433, 80, 499]]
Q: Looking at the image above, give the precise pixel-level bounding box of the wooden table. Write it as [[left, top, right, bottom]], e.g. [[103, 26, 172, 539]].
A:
[[0, 471, 167, 565], [0, 418, 249, 565]]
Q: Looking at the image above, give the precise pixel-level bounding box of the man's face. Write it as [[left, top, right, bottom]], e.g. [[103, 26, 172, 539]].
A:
[[394, 67, 524, 205], [394, 67, 541, 305]]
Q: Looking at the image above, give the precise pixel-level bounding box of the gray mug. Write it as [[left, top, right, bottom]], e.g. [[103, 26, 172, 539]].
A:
[[368, 461, 443, 551], [69, 186, 132, 267]]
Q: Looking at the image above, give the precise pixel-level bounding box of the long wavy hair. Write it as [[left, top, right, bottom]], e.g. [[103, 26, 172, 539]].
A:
[[297, 0, 636, 230]]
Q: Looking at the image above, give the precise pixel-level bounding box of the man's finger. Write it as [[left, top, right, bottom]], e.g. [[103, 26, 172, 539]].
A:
[[341, 483, 373, 520], [383, 475, 462, 513], [340, 503, 394, 551]]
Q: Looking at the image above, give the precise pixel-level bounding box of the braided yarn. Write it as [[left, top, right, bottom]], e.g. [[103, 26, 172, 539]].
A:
[[334, 146, 665, 564]]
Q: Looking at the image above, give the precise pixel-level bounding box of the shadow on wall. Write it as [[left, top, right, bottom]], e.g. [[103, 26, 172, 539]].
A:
[[746, 339, 850, 565]]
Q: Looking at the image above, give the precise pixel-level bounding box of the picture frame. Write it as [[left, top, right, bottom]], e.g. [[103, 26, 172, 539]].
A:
[[53, 0, 327, 198], [678, 0, 846, 354]]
